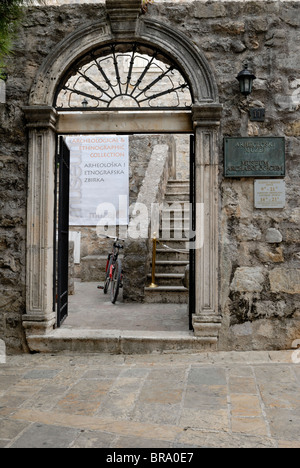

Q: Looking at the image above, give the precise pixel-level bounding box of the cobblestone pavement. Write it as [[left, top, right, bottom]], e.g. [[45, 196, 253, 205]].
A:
[[0, 351, 300, 448]]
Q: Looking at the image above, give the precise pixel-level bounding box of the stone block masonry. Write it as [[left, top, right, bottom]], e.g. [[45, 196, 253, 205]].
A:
[[145, 0, 300, 350], [0, 101, 28, 352], [0, 0, 300, 352]]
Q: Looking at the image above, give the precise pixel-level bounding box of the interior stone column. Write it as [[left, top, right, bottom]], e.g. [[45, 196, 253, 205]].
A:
[[192, 103, 223, 344], [22, 106, 57, 336]]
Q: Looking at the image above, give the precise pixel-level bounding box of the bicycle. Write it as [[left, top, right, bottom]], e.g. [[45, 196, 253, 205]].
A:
[[98, 235, 124, 304]]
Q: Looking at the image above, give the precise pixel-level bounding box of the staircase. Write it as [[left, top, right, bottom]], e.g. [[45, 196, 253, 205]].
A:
[[144, 180, 190, 304]]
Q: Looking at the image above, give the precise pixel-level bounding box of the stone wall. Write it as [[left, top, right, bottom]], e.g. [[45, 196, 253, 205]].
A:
[[0, 1, 300, 351], [0, 4, 109, 353], [0, 92, 28, 353], [146, 0, 299, 349], [123, 141, 175, 302], [143, 0, 300, 349], [174, 135, 189, 180]]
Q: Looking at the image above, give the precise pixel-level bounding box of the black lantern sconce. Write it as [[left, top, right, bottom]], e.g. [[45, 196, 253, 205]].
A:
[[236, 64, 256, 96], [82, 98, 88, 108]]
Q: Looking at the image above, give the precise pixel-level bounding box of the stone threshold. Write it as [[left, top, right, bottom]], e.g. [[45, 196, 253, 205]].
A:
[[26, 328, 218, 354]]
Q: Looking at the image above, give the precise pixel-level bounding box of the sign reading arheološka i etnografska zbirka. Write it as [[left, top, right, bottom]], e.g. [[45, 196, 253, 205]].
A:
[[66, 135, 129, 226]]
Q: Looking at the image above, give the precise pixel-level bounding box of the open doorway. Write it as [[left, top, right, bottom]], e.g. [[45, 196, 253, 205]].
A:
[[52, 41, 195, 333], [54, 131, 194, 333]]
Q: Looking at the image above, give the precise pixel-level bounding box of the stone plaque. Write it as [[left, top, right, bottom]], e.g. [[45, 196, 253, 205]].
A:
[[254, 179, 286, 209], [224, 137, 285, 177]]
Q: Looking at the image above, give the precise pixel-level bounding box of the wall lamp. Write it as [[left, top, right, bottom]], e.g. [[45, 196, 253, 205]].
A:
[[236, 64, 256, 96]]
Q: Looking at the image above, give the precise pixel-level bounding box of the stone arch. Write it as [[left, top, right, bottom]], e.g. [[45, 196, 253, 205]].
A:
[[23, 5, 223, 348], [29, 17, 219, 107]]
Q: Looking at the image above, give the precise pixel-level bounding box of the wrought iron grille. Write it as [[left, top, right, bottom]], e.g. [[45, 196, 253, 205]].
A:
[[54, 43, 193, 111]]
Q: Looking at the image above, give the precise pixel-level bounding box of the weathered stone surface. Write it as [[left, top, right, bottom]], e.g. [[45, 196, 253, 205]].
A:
[[194, 3, 227, 18], [285, 121, 300, 137], [236, 223, 262, 242], [256, 246, 284, 264], [256, 302, 287, 321], [124, 142, 174, 302], [231, 40, 247, 54], [212, 21, 245, 35], [280, 5, 300, 28], [230, 267, 266, 293], [266, 228, 283, 244], [269, 268, 300, 294]]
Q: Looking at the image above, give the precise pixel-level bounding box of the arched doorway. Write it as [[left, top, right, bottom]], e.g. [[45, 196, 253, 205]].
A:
[[54, 41, 194, 328], [23, 6, 223, 349]]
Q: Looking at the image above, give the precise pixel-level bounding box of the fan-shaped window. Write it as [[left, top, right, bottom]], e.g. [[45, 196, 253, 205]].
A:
[[54, 43, 193, 111]]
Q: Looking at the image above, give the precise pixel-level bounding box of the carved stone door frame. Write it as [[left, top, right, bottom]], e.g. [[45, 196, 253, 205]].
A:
[[22, 5, 223, 346]]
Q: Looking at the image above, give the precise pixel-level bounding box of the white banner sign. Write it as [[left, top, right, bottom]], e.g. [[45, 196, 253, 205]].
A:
[[66, 135, 129, 226]]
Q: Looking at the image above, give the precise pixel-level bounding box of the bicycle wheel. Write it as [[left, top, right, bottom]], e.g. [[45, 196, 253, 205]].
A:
[[111, 258, 122, 304], [104, 255, 113, 294]]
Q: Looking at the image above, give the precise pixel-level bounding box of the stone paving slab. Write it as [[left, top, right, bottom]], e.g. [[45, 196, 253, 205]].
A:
[[67, 282, 189, 332], [0, 351, 300, 448]]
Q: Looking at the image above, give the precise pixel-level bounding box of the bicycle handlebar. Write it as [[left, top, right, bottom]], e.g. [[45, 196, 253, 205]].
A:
[[99, 234, 125, 242]]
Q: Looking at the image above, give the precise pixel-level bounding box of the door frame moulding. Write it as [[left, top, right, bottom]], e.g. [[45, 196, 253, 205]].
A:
[[23, 10, 223, 347], [57, 111, 193, 134]]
